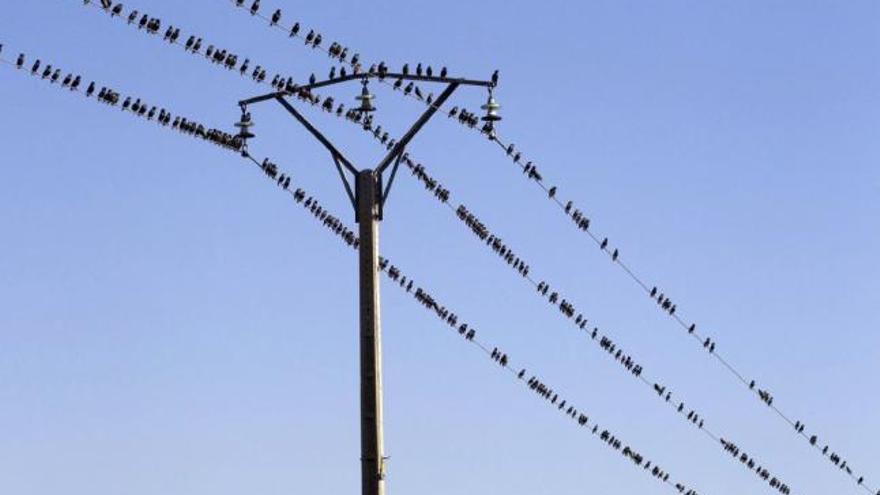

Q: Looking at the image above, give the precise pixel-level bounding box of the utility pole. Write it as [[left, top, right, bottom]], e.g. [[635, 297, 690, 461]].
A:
[[356, 170, 385, 495], [238, 70, 499, 495]]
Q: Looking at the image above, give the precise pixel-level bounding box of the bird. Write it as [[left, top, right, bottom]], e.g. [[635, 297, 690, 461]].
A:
[[309, 73, 316, 85], [111, 3, 123, 16], [16, 53, 24, 69], [491, 69, 499, 86], [612, 249, 619, 261], [402, 63, 409, 75], [271, 9, 281, 26], [329, 66, 336, 79], [688, 324, 695, 334], [548, 186, 557, 198], [440, 66, 448, 78], [600, 238, 608, 250], [416, 63, 423, 76], [426, 66, 433, 77], [86, 81, 96, 97], [30, 59, 41, 75], [250, 0, 260, 16], [290, 22, 300, 37], [127, 10, 138, 24]]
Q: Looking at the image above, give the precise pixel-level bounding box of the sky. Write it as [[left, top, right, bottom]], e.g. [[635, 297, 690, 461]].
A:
[[1, 1, 878, 494]]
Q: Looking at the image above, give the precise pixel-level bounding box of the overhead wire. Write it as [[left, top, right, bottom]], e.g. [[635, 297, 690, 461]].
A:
[[218, 2, 879, 491]]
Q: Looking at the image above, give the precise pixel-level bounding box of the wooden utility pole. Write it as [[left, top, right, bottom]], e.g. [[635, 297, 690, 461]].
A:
[[356, 170, 385, 495], [240, 73, 490, 495]]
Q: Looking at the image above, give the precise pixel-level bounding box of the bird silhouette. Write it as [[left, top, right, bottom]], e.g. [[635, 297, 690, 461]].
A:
[[271, 9, 281, 26], [491, 69, 499, 86], [16, 53, 24, 69], [250, 0, 260, 16]]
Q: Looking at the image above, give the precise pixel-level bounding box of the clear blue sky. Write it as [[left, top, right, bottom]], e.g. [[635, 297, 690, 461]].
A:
[[1, 1, 878, 494]]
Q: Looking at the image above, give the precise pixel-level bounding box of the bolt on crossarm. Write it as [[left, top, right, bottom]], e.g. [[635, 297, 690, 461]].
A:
[[237, 71, 498, 495]]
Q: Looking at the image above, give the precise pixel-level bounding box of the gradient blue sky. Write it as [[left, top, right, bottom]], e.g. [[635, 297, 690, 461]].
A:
[[1, 1, 878, 494]]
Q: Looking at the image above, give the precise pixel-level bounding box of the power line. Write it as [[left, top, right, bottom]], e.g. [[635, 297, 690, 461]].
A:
[[10, 4, 878, 491], [216, 3, 879, 491]]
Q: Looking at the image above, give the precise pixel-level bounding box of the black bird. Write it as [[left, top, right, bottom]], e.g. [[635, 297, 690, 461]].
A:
[[414, 86, 423, 100], [100, 0, 111, 9], [548, 186, 557, 198], [127, 10, 138, 24], [236, 0, 245, 6], [402, 63, 409, 75], [312, 33, 322, 48], [329, 66, 336, 79], [650, 286, 658, 297], [612, 249, 619, 261], [41, 65, 52, 79], [688, 323, 695, 334], [86, 81, 96, 97], [309, 73, 316, 85], [440, 66, 448, 78], [271, 9, 281, 25], [491, 69, 499, 86], [426, 66, 433, 77], [250, 0, 260, 16], [62, 74, 72, 87], [16, 53, 24, 69], [185, 36, 195, 51], [290, 22, 300, 37], [111, 3, 123, 16], [305, 30, 315, 44], [239, 58, 249, 75], [416, 63, 423, 76], [600, 238, 608, 250], [404, 82, 414, 95], [193, 38, 202, 53], [31, 59, 41, 74]]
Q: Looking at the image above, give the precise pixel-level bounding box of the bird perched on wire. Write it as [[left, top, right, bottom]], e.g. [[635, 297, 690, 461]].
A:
[[16, 53, 24, 69], [111, 3, 123, 17], [250, 0, 260, 16], [290, 22, 300, 37], [271, 9, 281, 26], [127, 10, 138, 24], [491, 69, 499, 86]]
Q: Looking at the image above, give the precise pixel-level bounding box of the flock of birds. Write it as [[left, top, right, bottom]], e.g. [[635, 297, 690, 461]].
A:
[[5, 50, 243, 154], [12, 2, 877, 494], [721, 439, 792, 494]]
